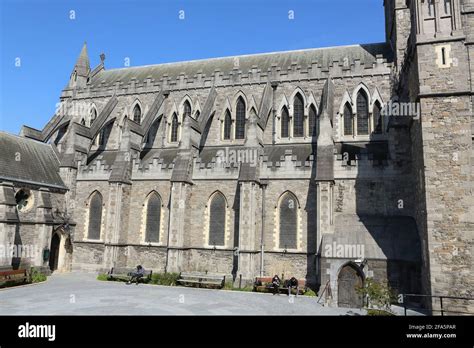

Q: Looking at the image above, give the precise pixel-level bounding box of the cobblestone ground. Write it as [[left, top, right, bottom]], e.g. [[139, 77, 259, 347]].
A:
[[0, 272, 367, 315]]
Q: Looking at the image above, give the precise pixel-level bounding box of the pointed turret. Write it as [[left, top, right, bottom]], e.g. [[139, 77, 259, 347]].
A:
[[68, 42, 90, 88]]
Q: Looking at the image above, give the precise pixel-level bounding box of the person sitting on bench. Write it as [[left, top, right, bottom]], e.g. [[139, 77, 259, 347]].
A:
[[287, 277, 298, 296], [271, 275, 281, 295], [127, 265, 145, 285]]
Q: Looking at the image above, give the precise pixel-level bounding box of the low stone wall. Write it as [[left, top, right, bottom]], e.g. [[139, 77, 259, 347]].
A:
[[125, 245, 167, 273]]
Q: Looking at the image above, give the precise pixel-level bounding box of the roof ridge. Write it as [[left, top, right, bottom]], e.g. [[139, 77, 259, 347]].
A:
[[103, 42, 388, 73], [0, 131, 51, 148]]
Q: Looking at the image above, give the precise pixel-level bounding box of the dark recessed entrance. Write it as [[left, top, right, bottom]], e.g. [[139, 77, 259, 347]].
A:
[[337, 263, 364, 308], [49, 233, 60, 272]]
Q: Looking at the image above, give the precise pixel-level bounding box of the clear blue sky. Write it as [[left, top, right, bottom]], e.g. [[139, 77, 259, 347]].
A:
[[0, 0, 386, 134]]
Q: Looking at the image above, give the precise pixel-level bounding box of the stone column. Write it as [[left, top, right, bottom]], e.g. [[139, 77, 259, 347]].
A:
[[237, 181, 260, 280], [103, 182, 131, 269], [166, 182, 191, 273]]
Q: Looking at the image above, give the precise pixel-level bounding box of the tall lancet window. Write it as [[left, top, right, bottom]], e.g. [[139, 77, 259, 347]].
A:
[[308, 105, 318, 137], [208, 192, 226, 246], [223, 110, 232, 140], [428, 0, 435, 17], [88, 192, 102, 240], [293, 94, 304, 137], [183, 100, 192, 119], [98, 123, 112, 147], [279, 192, 298, 250], [170, 113, 179, 143], [133, 104, 142, 124], [444, 0, 452, 15], [90, 108, 97, 126], [343, 103, 353, 136], [145, 193, 161, 243], [373, 101, 383, 134], [235, 97, 246, 139], [356, 91, 369, 135], [281, 106, 289, 138]]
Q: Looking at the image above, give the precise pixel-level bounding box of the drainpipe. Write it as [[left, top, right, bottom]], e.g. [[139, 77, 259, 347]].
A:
[[260, 180, 268, 277]]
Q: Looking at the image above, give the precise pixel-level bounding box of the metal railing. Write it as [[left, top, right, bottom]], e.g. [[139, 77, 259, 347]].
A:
[[400, 294, 474, 316]]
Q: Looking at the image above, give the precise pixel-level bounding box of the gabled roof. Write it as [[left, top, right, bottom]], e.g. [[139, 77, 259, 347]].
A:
[[90, 43, 392, 87], [0, 132, 67, 190]]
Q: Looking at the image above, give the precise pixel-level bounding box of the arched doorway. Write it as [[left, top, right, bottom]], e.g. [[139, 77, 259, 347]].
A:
[[49, 233, 60, 272], [337, 263, 364, 308]]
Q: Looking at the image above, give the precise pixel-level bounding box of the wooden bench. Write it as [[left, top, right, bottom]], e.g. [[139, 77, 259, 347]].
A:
[[253, 277, 276, 293], [254, 277, 307, 296], [177, 272, 226, 289], [107, 267, 153, 283], [0, 269, 29, 287]]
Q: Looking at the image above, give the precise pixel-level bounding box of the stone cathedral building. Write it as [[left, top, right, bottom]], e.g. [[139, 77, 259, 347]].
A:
[[0, 0, 472, 310]]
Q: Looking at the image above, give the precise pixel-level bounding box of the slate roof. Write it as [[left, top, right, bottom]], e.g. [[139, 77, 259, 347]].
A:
[[264, 145, 314, 164], [324, 215, 421, 262], [195, 145, 314, 166], [139, 148, 179, 169], [0, 132, 67, 190], [90, 43, 392, 87]]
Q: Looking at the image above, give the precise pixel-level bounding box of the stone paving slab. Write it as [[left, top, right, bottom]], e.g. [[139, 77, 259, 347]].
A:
[[0, 273, 366, 316]]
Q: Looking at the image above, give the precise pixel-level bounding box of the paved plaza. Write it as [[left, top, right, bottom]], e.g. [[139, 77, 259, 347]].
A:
[[0, 273, 366, 315]]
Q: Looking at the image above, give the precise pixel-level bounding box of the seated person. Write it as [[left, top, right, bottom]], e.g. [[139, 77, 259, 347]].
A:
[[271, 275, 281, 295], [287, 277, 299, 296], [127, 265, 145, 285]]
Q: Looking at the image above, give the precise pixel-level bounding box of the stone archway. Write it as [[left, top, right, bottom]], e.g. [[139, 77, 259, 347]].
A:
[[49, 233, 60, 272], [337, 263, 364, 308], [48, 229, 73, 273]]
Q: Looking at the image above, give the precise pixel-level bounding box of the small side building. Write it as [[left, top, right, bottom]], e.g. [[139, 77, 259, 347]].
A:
[[0, 131, 71, 273]]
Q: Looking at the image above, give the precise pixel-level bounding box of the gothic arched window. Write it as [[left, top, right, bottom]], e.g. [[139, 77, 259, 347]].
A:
[[428, 0, 435, 17], [357, 91, 369, 135], [281, 106, 289, 138], [170, 113, 179, 142], [235, 97, 246, 140], [444, 0, 452, 15], [308, 104, 318, 137], [88, 192, 102, 240], [145, 193, 161, 243], [279, 192, 298, 250], [209, 192, 226, 246], [90, 108, 97, 126], [183, 100, 192, 119], [98, 122, 112, 147], [343, 103, 353, 136], [54, 126, 67, 146], [293, 94, 304, 137], [133, 104, 142, 124], [223, 110, 232, 140], [373, 101, 383, 134]]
